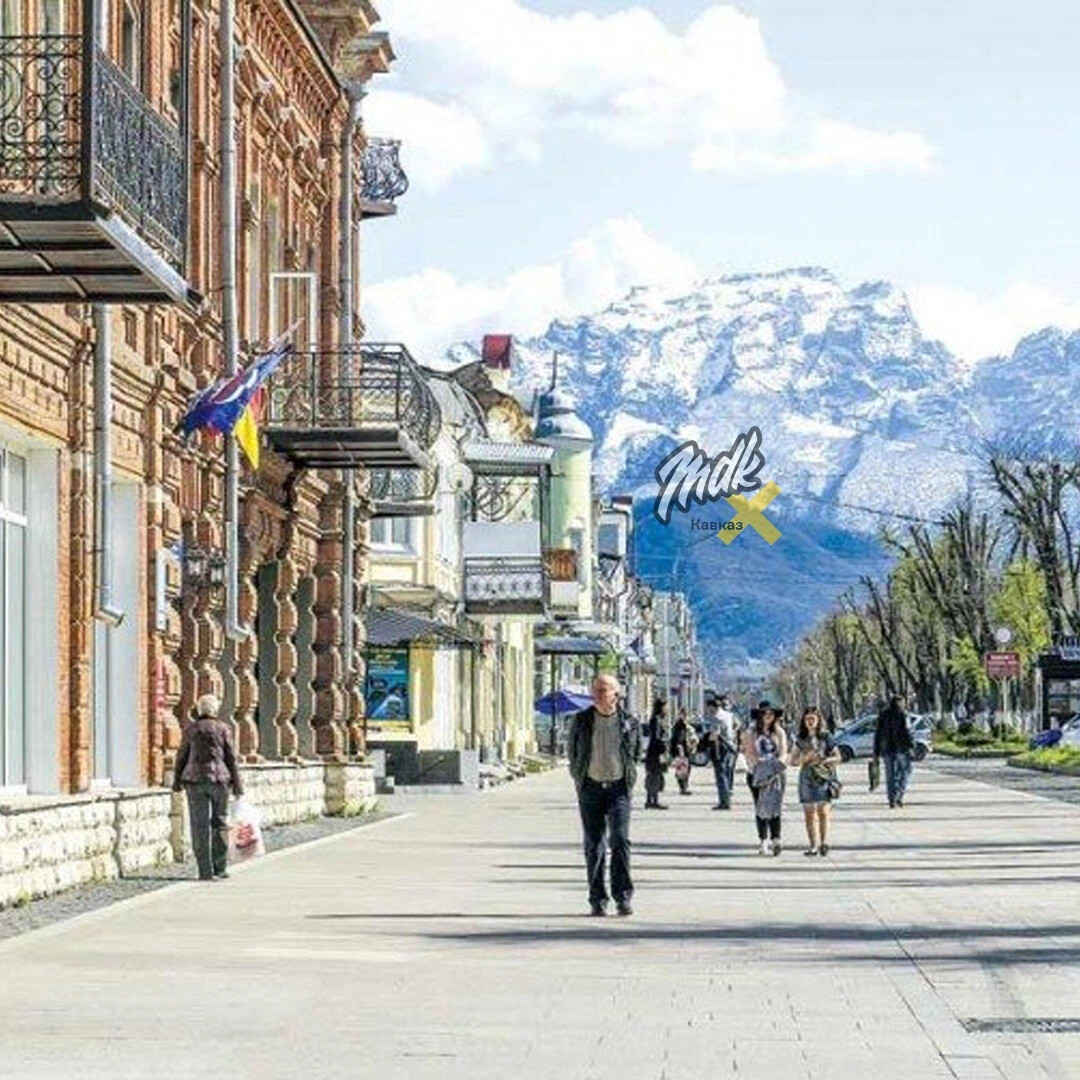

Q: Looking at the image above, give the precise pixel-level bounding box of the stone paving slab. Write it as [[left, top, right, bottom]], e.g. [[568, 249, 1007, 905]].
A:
[[1, 765, 1079, 1079]]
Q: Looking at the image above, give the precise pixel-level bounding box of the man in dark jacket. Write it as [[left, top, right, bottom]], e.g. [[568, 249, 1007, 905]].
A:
[[172, 693, 244, 880], [568, 674, 641, 917], [874, 694, 914, 808]]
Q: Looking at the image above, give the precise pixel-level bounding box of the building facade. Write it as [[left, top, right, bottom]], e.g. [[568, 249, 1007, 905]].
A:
[[0, 0, 416, 904]]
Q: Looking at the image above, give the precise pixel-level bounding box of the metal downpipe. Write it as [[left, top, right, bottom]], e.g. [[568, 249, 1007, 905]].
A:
[[340, 87, 364, 695], [92, 304, 124, 628], [220, 0, 246, 641]]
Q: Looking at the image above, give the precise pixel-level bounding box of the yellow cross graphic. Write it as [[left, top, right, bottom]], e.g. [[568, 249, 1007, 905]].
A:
[[719, 481, 782, 545]]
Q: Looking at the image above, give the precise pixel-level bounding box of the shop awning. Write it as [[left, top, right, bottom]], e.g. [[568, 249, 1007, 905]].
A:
[[366, 610, 478, 650]]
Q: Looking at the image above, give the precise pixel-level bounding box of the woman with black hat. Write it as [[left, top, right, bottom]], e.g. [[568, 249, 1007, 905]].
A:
[[745, 700, 788, 855]]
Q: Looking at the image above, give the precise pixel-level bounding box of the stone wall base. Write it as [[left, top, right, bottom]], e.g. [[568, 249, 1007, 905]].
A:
[[1, 762, 378, 910], [324, 762, 378, 817], [0, 790, 173, 909]]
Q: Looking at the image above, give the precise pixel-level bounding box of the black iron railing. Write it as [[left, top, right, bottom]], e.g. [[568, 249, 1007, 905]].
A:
[[0, 33, 186, 269], [91, 52, 185, 267], [361, 137, 408, 203], [0, 34, 83, 195], [267, 343, 441, 453], [370, 464, 439, 505], [464, 557, 548, 611]]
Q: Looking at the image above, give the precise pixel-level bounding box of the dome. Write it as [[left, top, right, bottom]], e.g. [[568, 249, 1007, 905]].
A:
[[535, 388, 593, 444]]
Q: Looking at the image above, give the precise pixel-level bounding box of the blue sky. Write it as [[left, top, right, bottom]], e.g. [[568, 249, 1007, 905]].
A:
[[363, 0, 1080, 361]]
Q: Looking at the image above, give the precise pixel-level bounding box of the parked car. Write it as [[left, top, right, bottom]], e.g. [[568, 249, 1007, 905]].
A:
[[833, 713, 932, 763], [1030, 715, 1080, 750]]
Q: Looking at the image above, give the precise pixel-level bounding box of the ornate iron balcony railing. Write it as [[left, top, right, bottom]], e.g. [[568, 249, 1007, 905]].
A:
[[91, 52, 185, 268], [370, 464, 439, 516], [0, 34, 82, 195], [266, 343, 442, 468], [464, 556, 548, 614], [0, 34, 186, 271], [361, 137, 408, 203]]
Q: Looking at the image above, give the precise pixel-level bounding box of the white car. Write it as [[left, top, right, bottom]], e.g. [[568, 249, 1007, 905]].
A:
[[1060, 716, 1080, 748], [833, 714, 932, 762]]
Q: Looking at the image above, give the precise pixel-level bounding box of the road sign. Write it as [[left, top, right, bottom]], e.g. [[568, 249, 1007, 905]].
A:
[[993, 626, 1013, 646], [985, 652, 1020, 679]]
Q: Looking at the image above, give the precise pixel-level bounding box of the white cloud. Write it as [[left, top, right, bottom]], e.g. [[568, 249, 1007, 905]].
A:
[[363, 217, 697, 360], [909, 282, 1080, 362], [694, 120, 936, 175], [363, 91, 489, 193], [371, 0, 932, 189]]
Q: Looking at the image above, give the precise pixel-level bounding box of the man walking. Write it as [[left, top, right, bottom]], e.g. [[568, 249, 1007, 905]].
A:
[[874, 694, 914, 808], [568, 674, 641, 917], [172, 693, 244, 881], [706, 694, 738, 810]]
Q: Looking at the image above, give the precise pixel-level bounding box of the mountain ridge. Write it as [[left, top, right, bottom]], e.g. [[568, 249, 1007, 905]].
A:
[[446, 267, 1077, 669]]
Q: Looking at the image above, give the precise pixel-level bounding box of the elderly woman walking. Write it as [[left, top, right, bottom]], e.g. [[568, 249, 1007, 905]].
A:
[[172, 694, 244, 881], [746, 701, 788, 855]]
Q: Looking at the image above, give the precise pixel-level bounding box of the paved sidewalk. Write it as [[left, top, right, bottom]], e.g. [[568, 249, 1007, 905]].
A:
[[929, 756, 1080, 806], [2, 764, 1079, 1080]]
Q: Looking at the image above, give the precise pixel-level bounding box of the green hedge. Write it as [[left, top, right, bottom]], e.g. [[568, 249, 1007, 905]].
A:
[[1009, 746, 1080, 774], [933, 730, 1027, 757]]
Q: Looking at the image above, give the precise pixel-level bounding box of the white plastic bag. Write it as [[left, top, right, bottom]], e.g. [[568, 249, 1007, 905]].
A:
[[228, 796, 265, 862]]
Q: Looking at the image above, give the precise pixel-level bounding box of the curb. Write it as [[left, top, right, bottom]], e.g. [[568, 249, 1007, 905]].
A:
[[1006, 757, 1080, 777]]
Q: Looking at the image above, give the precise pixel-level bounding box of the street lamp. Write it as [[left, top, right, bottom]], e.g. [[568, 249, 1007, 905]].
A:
[[179, 546, 227, 599]]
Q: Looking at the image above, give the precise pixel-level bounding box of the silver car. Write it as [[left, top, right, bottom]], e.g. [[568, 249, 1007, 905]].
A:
[[833, 713, 932, 762]]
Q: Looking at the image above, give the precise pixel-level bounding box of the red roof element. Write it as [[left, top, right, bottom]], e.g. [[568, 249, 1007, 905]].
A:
[[482, 334, 513, 370]]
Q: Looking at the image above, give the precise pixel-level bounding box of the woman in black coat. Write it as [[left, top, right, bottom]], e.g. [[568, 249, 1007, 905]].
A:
[[644, 699, 669, 809]]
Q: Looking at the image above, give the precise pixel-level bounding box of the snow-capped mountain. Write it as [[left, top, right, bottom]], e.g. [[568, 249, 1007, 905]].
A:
[[448, 268, 1074, 670]]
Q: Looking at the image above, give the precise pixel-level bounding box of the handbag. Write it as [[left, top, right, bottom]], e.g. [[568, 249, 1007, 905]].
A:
[[868, 756, 881, 792], [811, 761, 842, 802]]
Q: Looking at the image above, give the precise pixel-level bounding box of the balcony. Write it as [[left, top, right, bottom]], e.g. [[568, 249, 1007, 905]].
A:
[[0, 29, 190, 303], [463, 521, 548, 615], [369, 464, 438, 517], [361, 137, 408, 219], [265, 343, 441, 470]]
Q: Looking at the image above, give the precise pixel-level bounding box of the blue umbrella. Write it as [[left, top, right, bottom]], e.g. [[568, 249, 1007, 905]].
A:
[[535, 689, 592, 716]]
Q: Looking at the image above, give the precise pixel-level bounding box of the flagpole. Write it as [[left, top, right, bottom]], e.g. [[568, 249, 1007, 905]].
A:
[[220, 0, 246, 643]]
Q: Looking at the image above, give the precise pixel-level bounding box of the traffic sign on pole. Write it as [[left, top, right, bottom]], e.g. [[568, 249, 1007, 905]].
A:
[[985, 652, 1020, 679]]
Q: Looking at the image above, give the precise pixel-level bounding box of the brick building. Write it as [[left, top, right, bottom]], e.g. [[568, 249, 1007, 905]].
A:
[[0, 0, 415, 897]]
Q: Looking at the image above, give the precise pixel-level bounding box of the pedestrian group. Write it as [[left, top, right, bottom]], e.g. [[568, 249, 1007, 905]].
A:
[[569, 677, 918, 916]]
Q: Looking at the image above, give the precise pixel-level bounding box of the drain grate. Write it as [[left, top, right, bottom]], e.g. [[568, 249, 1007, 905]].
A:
[[964, 1018, 1080, 1034]]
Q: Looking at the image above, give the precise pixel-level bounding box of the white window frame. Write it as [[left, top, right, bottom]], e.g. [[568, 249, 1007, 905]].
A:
[[0, 447, 28, 794], [120, 0, 140, 86], [269, 270, 318, 348], [370, 516, 415, 554]]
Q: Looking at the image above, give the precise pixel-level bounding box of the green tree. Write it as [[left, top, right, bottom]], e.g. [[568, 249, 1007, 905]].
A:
[[989, 558, 1052, 672], [947, 635, 990, 696]]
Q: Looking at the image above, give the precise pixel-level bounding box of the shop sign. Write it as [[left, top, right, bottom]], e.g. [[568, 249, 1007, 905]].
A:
[[365, 648, 410, 730]]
